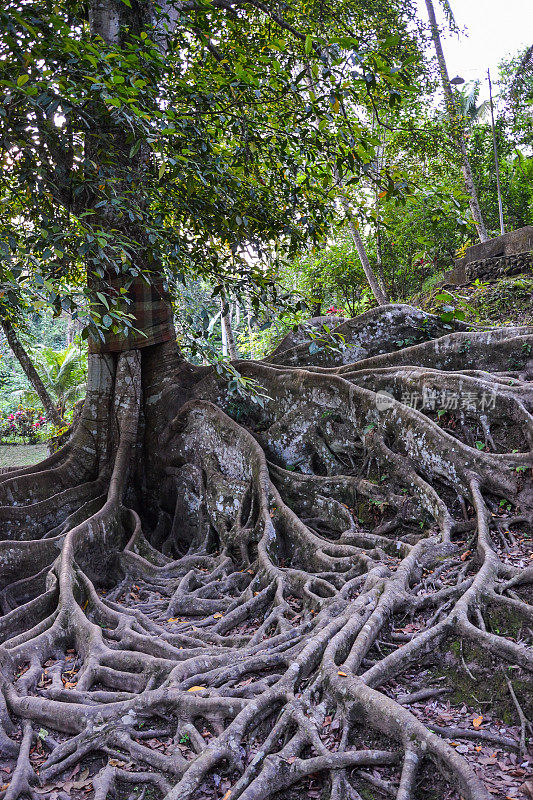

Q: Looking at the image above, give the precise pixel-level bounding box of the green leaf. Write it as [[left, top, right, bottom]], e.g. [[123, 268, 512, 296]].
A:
[[305, 35, 313, 55], [96, 292, 109, 309], [17, 74, 30, 87]]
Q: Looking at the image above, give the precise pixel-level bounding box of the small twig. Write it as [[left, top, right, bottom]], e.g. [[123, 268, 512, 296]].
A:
[[460, 640, 476, 681], [397, 687, 449, 706], [505, 675, 531, 757], [428, 724, 520, 750]]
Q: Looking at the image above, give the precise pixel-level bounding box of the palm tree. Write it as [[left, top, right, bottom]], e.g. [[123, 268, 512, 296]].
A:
[[424, 0, 489, 242], [454, 81, 490, 125], [1, 319, 63, 427], [13, 345, 87, 420]]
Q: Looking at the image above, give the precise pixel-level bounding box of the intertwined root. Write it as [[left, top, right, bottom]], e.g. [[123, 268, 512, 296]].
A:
[[0, 305, 532, 800]]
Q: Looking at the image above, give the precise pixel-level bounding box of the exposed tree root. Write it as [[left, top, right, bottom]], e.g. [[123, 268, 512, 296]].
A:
[[0, 304, 531, 800]]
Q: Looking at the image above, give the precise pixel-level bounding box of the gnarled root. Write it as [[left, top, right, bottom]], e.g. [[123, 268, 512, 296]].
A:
[[0, 306, 531, 800]]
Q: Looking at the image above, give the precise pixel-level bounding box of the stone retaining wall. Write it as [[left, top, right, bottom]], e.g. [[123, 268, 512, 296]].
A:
[[443, 251, 532, 285]]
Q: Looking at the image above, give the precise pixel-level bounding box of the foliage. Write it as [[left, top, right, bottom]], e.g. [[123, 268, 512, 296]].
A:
[[0, 313, 67, 414], [0, 0, 419, 343], [214, 362, 271, 408], [466, 122, 533, 235], [499, 46, 533, 151], [280, 234, 376, 317], [12, 344, 87, 417], [0, 405, 47, 443]]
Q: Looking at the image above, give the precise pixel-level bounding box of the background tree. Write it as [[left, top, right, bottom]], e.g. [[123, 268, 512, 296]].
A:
[[423, 0, 489, 241], [13, 344, 87, 419], [0, 319, 63, 426]]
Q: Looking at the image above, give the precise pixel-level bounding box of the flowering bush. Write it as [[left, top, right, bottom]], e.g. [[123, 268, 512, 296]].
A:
[[326, 306, 345, 316], [1, 406, 47, 443]]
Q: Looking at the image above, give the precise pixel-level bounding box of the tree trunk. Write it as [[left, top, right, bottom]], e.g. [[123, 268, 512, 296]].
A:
[[424, 0, 489, 242], [220, 288, 238, 360], [306, 67, 388, 305], [1, 319, 63, 427], [0, 301, 530, 800], [343, 203, 389, 305], [0, 1, 530, 797]]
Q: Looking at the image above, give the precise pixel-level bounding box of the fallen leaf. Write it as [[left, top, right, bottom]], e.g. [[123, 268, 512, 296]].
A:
[[473, 716, 483, 729], [337, 671, 347, 677], [187, 685, 206, 692], [213, 613, 223, 619], [475, 746, 482, 752], [222, 791, 232, 800], [461, 550, 471, 561]]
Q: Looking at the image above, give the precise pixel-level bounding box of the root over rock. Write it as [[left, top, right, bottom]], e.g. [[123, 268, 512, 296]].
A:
[[0, 305, 532, 800]]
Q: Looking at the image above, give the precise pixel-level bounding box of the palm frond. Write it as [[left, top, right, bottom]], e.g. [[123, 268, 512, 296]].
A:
[[437, 0, 458, 31], [510, 44, 533, 101]]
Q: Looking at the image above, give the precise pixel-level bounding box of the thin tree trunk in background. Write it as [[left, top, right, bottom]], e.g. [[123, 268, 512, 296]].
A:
[[66, 315, 75, 346], [1, 320, 63, 426], [336, 175, 388, 305], [424, 0, 489, 243], [220, 289, 238, 360], [245, 292, 254, 358], [305, 65, 388, 306], [66, 312, 83, 345], [220, 315, 227, 358], [342, 200, 389, 305], [374, 118, 387, 291]]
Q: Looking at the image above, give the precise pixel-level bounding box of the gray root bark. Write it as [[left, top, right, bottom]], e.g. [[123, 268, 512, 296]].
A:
[[424, 0, 489, 243], [0, 305, 531, 800]]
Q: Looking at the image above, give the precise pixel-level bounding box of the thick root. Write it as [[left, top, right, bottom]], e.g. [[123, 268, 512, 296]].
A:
[[0, 307, 531, 800]]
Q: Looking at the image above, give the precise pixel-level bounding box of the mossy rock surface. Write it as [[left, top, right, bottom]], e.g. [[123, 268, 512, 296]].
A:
[[414, 273, 533, 327]]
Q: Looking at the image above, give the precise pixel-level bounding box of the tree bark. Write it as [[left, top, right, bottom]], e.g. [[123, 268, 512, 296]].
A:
[[424, 0, 489, 243], [1, 319, 63, 427], [220, 288, 238, 360]]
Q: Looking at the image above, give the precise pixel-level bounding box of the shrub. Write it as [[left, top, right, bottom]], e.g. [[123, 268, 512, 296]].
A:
[[0, 406, 48, 443]]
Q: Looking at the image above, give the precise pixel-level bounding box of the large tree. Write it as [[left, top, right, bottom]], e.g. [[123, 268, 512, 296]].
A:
[[0, 2, 532, 800]]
